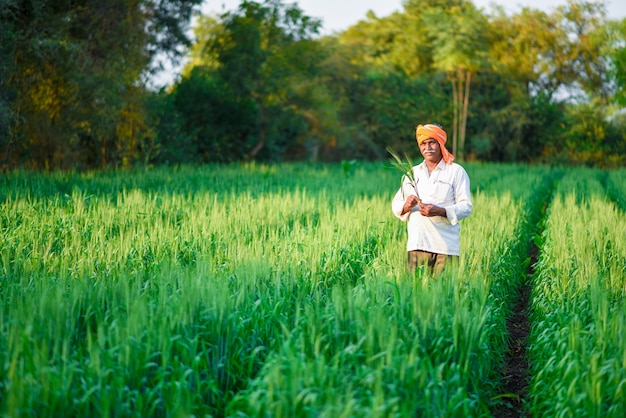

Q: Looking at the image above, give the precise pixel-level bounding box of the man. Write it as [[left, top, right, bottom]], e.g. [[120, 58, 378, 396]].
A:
[[391, 123, 472, 275]]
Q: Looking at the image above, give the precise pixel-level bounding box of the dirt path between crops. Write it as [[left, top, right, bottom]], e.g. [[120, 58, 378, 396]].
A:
[[492, 241, 537, 418], [494, 278, 531, 417]]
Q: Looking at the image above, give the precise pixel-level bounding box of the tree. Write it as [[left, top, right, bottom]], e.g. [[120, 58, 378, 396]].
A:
[[1, 0, 202, 169], [178, 0, 324, 161], [489, 1, 610, 101], [0, 0, 18, 168], [340, 0, 488, 159], [422, 3, 489, 159], [488, 7, 551, 98], [608, 18, 626, 107]]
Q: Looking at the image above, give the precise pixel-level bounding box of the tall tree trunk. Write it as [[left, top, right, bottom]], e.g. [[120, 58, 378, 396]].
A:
[[450, 72, 459, 157], [456, 72, 463, 157], [101, 137, 107, 169], [450, 69, 472, 161], [250, 102, 265, 158], [2, 105, 17, 170], [460, 70, 471, 160]]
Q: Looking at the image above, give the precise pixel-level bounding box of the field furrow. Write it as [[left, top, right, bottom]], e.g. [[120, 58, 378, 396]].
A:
[[0, 163, 623, 417]]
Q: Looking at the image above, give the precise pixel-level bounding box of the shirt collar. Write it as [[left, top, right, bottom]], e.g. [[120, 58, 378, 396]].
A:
[[418, 159, 446, 171]]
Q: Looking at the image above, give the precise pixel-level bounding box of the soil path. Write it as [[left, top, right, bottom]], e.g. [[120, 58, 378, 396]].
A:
[[492, 229, 540, 417], [494, 279, 532, 417]]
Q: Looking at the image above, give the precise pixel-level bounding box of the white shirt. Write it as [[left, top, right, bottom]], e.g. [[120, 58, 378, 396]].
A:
[[391, 159, 472, 256]]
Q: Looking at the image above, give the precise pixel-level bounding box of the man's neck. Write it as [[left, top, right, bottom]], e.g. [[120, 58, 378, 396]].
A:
[[424, 158, 442, 174]]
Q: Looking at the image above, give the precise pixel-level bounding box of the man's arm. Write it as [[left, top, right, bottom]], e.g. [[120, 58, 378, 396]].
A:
[[445, 166, 473, 225], [402, 195, 420, 215], [392, 188, 419, 221]]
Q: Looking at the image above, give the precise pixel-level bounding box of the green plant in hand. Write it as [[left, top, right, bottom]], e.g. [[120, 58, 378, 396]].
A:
[[387, 146, 421, 202]]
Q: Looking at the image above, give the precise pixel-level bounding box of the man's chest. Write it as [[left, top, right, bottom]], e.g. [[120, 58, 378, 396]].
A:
[[416, 169, 455, 203]]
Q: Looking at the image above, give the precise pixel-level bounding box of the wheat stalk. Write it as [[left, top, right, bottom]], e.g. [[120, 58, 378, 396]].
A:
[[387, 146, 420, 202]]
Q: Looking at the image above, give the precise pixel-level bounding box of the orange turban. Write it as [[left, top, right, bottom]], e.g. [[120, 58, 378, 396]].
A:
[[416, 124, 455, 164]]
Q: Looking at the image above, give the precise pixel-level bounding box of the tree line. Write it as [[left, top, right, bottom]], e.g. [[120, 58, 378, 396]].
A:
[[2, 0, 626, 170]]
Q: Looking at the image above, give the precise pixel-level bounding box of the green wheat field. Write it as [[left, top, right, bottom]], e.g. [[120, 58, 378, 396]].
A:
[[1, 162, 625, 417]]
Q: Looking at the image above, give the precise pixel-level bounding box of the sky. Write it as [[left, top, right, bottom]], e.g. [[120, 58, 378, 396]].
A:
[[203, 0, 626, 35]]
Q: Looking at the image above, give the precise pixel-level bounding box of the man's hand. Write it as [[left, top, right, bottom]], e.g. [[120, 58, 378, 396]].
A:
[[418, 203, 447, 217], [401, 195, 420, 215]]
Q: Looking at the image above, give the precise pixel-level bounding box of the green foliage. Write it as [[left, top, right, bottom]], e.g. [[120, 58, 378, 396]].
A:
[[528, 169, 626, 417], [545, 100, 626, 167], [0, 0, 202, 169], [0, 1, 17, 160], [143, 89, 195, 166], [172, 0, 323, 162], [172, 68, 257, 163], [4, 163, 622, 416], [343, 71, 451, 159], [479, 93, 566, 163], [1, 0, 626, 168], [0, 162, 546, 416], [608, 18, 626, 106]]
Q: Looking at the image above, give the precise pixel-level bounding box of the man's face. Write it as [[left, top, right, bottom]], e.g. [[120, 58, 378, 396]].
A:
[[419, 138, 443, 163]]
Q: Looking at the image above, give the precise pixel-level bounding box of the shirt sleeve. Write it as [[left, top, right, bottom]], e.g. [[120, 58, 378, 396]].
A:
[[445, 166, 472, 226]]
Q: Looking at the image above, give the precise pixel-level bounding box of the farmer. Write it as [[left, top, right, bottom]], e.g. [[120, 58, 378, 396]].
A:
[[391, 123, 472, 275]]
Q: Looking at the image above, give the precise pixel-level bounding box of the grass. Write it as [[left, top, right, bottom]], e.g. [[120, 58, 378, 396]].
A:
[[0, 162, 623, 417], [527, 168, 626, 417]]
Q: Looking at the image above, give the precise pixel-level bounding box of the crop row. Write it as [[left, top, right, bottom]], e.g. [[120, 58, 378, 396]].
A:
[[0, 163, 623, 417], [527, 168, 626, 417]]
